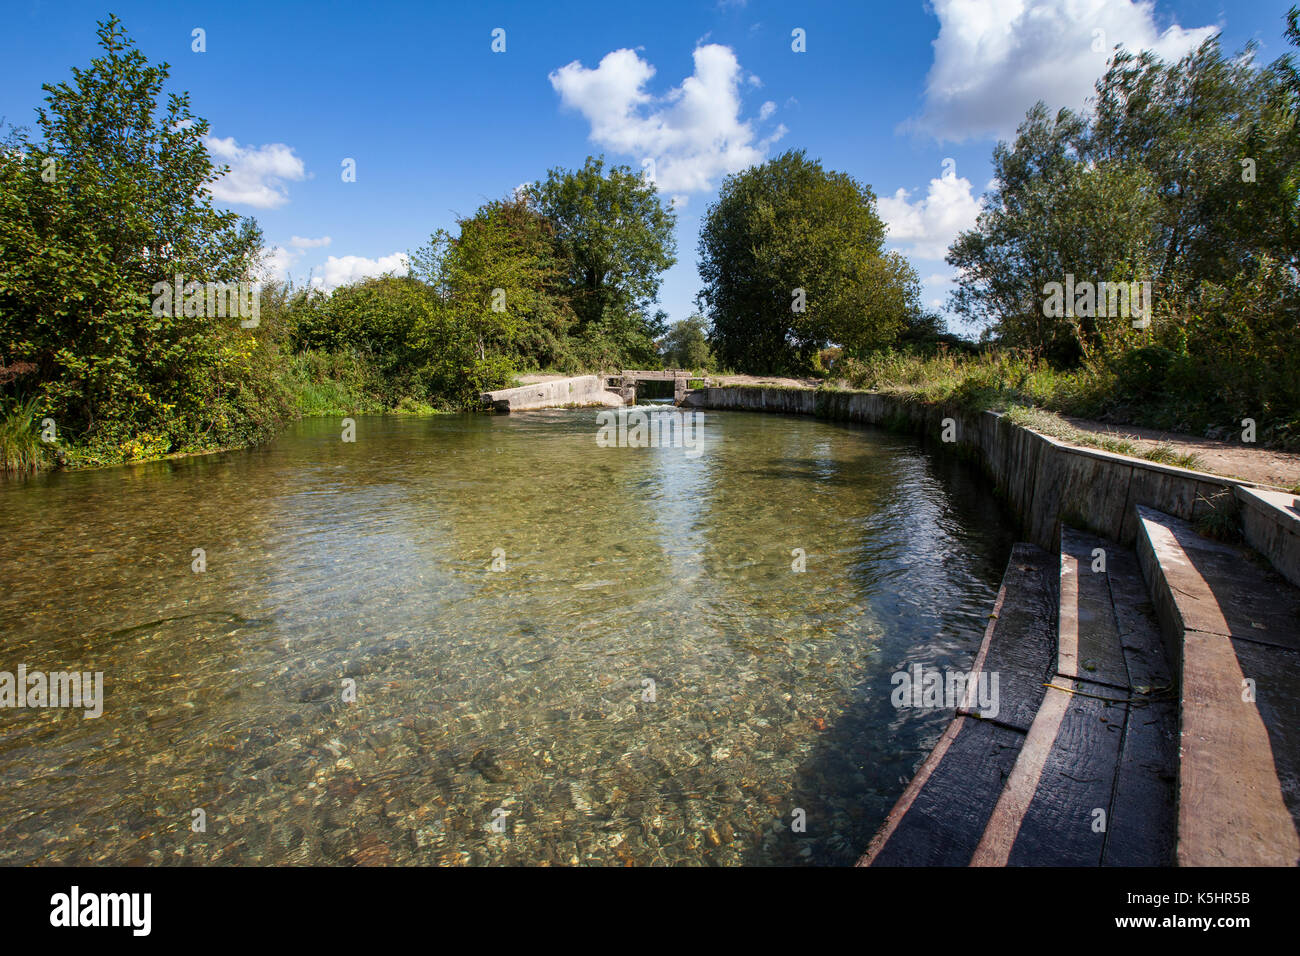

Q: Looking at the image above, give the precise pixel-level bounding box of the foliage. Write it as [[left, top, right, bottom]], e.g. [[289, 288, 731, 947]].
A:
[[528, 156, 676, 364], [658, 314, 715, 370], [529, 156, 676, 323], [0, 395, 54, 473], [698, 150, 925, 374], [947, 13, 1300, 441], [0, 15, 276, 466]]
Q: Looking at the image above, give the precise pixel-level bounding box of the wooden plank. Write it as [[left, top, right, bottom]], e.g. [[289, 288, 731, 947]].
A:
[[1104, 544, 1174, 690], [1137, 506, 1300, 866], [862, 542, 1055, 866], [1002, 679, 1127, 866], [970, 681, 1074, 866], [963, 545, 1057, 733], [1227, 638, 1300, 841], [866, 718, 1026, 866], [1100, 538, 1178, 867], [1104, 696, 1178, 866], [1060, 527, 1130, 689], [1178, 629, 1300, 865]]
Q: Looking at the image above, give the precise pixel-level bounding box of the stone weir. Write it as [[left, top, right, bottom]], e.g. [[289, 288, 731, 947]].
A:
[[481, 375, 623, 413], [698, 385, 1300, 867], [482, 371, 712, 411]]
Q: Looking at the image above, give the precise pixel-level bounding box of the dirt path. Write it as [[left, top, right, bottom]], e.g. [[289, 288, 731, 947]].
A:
[[1057, 416, 1300, 490], [710, 373, 824, 389]]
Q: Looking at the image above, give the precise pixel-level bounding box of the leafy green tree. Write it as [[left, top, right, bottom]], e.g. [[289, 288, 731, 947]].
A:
[[0, 15, 268, 458], [659, 314, 714, 370], [698, 150, 921, 373], [1088, 38, 1298, 297], [292, 275, 427, 391], [951, 26, 1299, 362], [529, 156, 675, 366], [413, 194, 575, 372], [948, 107, 1161, 361], [949, 12, 1300, 438]]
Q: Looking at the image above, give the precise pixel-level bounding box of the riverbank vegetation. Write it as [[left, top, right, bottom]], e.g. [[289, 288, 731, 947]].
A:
[[0, 17, 681, 473], [933, 10, 1300, 448], [692, 10, 1299, 452], [833, 12, 1298, 450]]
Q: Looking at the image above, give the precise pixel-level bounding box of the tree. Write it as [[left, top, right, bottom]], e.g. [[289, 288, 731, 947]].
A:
[[0, 15, 269, 457], [952, 24, 1300, 357], [698, 150, 922, 373], [947, 13, 1300, 437], [412, 194, 575, 372], [529, 156, 676, 366], [659, 315, 714, 370], [1088, 38, 1298, 296], [947, 104, 1162, 362]]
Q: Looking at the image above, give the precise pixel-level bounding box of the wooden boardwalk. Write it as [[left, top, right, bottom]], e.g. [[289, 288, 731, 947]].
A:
[[1136, 506, 1300, 866], [861, 529, 1180, 866]]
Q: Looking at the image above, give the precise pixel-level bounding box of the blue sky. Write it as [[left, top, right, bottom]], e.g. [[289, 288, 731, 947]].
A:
[[2, 0, 1295, 337]]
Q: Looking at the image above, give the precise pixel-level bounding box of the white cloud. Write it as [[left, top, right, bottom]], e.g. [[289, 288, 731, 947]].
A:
[[909, 0, 1217, 142], [205, 136, 306, 208], [878, 173, 983, 260], [259, 245, 299, 281], [260, 241, 404, 291], [308, 253, 409, 293], [259, 238, 329, 280], [758, 100, 776, 121], [549, 43, 784, 193]]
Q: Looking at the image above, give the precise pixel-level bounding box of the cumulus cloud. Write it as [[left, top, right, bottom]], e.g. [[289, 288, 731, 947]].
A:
[[205, 136, 306, 208], [908, 0, 1217, 142], [549, 43, 784, 193], [878, 173, 983, 260], [260, 237, 333, 281], [308, 253, 409, 293]]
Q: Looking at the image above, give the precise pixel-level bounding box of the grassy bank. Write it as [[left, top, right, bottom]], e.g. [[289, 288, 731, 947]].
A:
[[0, 350, 453, 478], [831, 349, 1300, 466]]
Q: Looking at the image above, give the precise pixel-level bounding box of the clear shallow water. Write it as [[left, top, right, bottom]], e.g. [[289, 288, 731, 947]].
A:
[[0, 409, 1014, 865]]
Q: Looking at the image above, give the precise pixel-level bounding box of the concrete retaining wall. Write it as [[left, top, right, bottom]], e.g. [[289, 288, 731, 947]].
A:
[[701, 386, 1277, 561], [1237, 486, 1300, 588], [482, 375, 616, 412]]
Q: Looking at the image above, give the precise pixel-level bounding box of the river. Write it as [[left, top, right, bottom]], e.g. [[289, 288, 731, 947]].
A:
[[0, 408, 1015, 865]]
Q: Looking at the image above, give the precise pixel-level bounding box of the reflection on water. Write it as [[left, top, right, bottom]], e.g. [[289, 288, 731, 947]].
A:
[[0, 409, 1014, 865]]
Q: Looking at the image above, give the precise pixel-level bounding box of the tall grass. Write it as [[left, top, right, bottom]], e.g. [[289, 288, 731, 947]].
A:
[[0, 396, 54, 474], [1003, 406, 1203, 470], [836, 351, 1205, 469], [837, 349, 1101, 414]]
